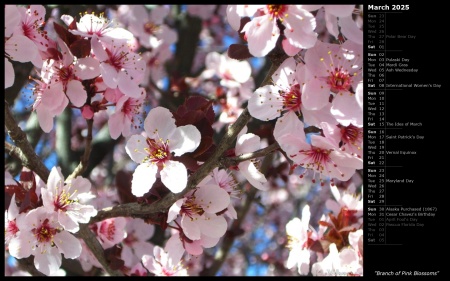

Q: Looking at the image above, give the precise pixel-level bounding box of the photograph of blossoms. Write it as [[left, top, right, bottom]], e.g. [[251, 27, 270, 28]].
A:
[[4, 4, 363, 276]]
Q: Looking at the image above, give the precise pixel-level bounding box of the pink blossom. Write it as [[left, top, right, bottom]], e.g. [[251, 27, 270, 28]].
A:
[[201, 51, 252, 88], [64, 12, 134, 43], [142, 245, 188, 276], [331, 80, 364, 127], [303, 5, 356, 41], [127, 262, 148, 276], [4, 5, 39, 89], [126, 5, 178, 49], [108, 88, 146, 139], [273, 112, 363, 185], [285, 205, 316, 275], [15, 5, 53, 52], [77, 238, 103, 272], [321, 122, 363, 158], [140, 43, 173, 89], [121, 218, 155, 268], [125, 107, 201, 195], [198, 167, 239, 219], [167, 184, 230, 241], [91, 35, 145, 98], [228, 5, 318, 57], [165, 229, 220, 257], [4, 194, 26, 246], [303, 40, 362, 111], [348, 229, 363, 265], [31, 79, 68, 133], [91, 217, 127, 249], [40, 166, 98, 233], [325, 184, 363, 229], [248, 57, 337, 127], [338, 15, 363, 45], [8, 207, 82, 276]]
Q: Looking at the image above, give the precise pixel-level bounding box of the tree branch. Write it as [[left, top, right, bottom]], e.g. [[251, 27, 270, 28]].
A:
[[67, 119, 94, 180], [4, 102, 50, 182]]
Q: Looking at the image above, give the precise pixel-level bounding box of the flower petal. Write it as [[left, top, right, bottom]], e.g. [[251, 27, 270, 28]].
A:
[[34, 247, 62, 276], [144, 107, 176, 140], [238, 161, 267, 190], [161, 161, 187, 193], [248, 85, 283, 121], [74, 57, 101, 80], [53, 231, 82, 259], [125, 134, 148, 163], [66, 80, 87, 107], [170, 125, 201, 156], [131, 164, 158, 197]]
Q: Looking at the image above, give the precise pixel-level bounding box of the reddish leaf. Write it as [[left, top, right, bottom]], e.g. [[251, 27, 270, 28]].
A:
[[69, 38, 91, 58], [53, 22, 78, 47], [172, 154, 201, 172], [192, 136, 213, 158], [19, 168, 39, 206], [53, 22, 69, 44], [5, 183, 26, 203], [318, 220, 333, 228], [115, 170, 136, 204], [310, 240, 325, 253], [104, 245, 125, 271], [185, 96, 215, 124], [174, 96, 215, 125], [47, 47, 62, 61], [19, 191, 36, 214], [228, 44, 253, 61]]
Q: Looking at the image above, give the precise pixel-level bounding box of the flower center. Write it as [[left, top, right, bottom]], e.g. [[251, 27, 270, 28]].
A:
[[299, 147, 332, 171], [267, 5, 288, 20], [7, 220, 19, 236], [122, 98, 143, 116], [339, 124, 363, 155], [99, 220, 117, 241], [33, 219, 57, 243], [144, 22, 160, 35], [295, 146, 344, 185], [106, 46, 129, 71], [144, 137, 171, 166], [181, 195, 204, 220], [54, 188, 78, 212], [281, 83, 302, 112], [55, 66, 75, 84], [327, 67, 352, 92]]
